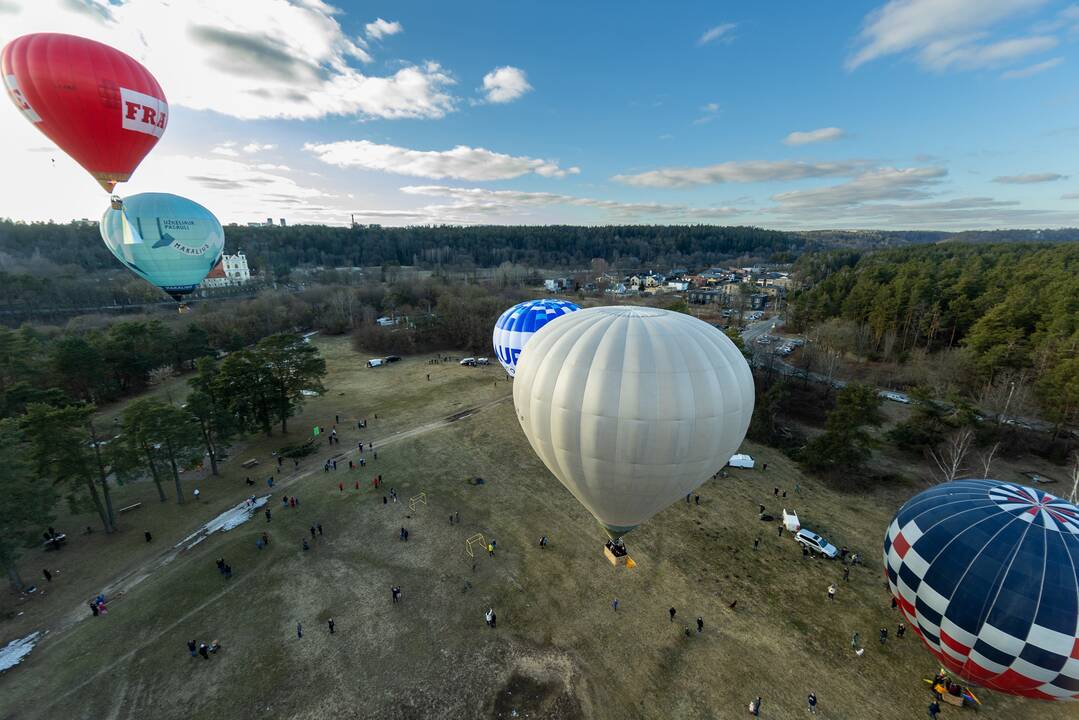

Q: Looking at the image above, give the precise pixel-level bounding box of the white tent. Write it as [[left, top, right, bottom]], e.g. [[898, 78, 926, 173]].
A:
[[728, 453, 755, 469], [782, 508, 800, 533]]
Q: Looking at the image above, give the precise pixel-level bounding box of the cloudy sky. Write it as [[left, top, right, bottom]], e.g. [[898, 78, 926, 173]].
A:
[[3, 0, 1079, 229]]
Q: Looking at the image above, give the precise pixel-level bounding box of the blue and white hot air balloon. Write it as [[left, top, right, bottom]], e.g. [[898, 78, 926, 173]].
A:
[[492, 299, 579, 376], [100, 192, 224, 302]]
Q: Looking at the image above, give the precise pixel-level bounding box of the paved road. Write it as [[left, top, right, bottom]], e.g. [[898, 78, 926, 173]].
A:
[[738, 320, 1072, 437]]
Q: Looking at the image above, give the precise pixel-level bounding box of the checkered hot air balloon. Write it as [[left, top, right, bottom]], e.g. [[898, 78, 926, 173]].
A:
[[492, 299, 579, 377], [884, 479, 1079, 701]]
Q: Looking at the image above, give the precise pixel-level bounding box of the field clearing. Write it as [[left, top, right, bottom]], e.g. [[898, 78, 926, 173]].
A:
[[0, 336, 1073, 720]]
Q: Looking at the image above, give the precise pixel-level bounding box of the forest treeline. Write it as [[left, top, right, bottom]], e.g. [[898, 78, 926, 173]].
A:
[[788, 243, 1079, 428], [0, 219, 802, 273], [0, 278, 526, 419]]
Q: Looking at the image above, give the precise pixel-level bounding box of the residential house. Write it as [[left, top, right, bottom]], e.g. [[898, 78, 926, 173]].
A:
[[688, 289, 723, 305]]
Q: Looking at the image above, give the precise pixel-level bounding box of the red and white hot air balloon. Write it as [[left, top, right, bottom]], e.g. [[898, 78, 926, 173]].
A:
[[2, 33, 168, 192]]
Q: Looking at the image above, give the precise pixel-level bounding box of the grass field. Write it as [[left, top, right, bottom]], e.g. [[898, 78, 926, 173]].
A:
[[0, 336, 1073, 720]]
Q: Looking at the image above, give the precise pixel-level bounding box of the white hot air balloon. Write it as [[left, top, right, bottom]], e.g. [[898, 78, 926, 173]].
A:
[[513, 306, 754, 549]]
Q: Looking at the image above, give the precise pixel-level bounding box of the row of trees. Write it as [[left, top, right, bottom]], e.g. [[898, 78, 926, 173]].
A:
[[0, 321, 214, 416], [788, 243, 1079, 430], [0, 334, 325, 589]]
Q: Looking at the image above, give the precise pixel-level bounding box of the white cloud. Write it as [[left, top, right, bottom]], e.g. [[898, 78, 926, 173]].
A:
[[693, 102, 721, 125], [481, 66, 532, 103], [243, 143, 277, 153], [992, 172, 1067, 183], [771, 166, 947, 207], [698, 23, 736, 46], [847, 0, 1052, 71], [0, 0, 457, 120], [393, 185, 743, 222], [1001, 57, 1063, 78], [613, 160, 868, 188], [920, 34, 1057, 71], [783, 127, 846, 146], [365, 17, 402, 40], [211, 142, 240, 157], [304, 140, 579, 181]]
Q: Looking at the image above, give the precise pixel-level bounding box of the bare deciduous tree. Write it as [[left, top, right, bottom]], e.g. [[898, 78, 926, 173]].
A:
[[976, 442, 1000, 479], [1069, 451, 1078, 505], [929, 428, 974, 483]]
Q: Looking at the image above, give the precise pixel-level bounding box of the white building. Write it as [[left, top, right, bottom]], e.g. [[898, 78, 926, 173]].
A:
[[200, 252, 251, 289]]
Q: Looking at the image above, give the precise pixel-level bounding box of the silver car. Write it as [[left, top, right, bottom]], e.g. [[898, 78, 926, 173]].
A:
[[795, 529, 839, 559]]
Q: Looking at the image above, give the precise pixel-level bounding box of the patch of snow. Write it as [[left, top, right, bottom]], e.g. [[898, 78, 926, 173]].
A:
[[0, 631, 41, 673], [176, 495, 270, 550]]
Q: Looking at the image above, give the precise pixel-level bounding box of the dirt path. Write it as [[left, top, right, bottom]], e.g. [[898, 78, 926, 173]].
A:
[[43, 394, 513, 648]]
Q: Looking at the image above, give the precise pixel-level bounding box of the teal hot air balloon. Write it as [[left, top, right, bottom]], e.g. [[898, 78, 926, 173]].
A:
[[100, 192, 224, 301]]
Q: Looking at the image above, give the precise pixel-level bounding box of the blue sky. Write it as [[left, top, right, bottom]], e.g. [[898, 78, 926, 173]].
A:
[[3, 0, 1079, 228]]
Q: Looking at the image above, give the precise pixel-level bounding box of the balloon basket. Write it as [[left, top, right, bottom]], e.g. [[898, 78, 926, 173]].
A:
[[603, 542, 633, 567]]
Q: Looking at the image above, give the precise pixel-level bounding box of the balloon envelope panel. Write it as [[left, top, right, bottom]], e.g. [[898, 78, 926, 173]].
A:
[[493, 299, 580, 376], [512, 306, 754, 537], [100, 193, 224, 298], [883, 479, 1079, 700], [2, 33, 167, 192]]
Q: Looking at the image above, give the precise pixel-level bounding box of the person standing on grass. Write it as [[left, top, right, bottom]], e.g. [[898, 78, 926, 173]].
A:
[[328, 618, 335, 634], [807, 692, 817, 714], [302, 538, 310, 551], [265, 509, 272, 523], [843, 565, 850, 582], [669, 607, 677, 622], [199, 643, 210, 660], [145, 531, 153, 543], [697, 617, 704, 633], [317, 523, 323, 536], [42, 569, 51, 582], [297, 623, 303, 639], [851, 631, 860, 649], [928, 700, 940, 719], [879, 627, 888, 644], [339, 482, 344, 494], [828, 584, 837, 602], [485, 608, 494, 627], [487, 543, 494, 557], [753, 537, 760, 551], [749, 696, 762, 716], [187, 639, 197, 657], [777, 524, 783, 537], [897, 623, 906, 639], [612, 599, 619, 612], [310, 526, 316, 539]]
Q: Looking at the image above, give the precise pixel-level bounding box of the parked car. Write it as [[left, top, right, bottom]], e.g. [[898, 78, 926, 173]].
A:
[[366, 358, 384, 368], [475, 357, 490, 366], [384, 355, 402, 363], [795, 529, 839, 558], [879, 391, 911, 404], [459, 357, 476, 366]]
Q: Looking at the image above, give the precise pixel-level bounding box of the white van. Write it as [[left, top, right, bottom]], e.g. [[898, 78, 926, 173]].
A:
[[367, 358, 384, 368]]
